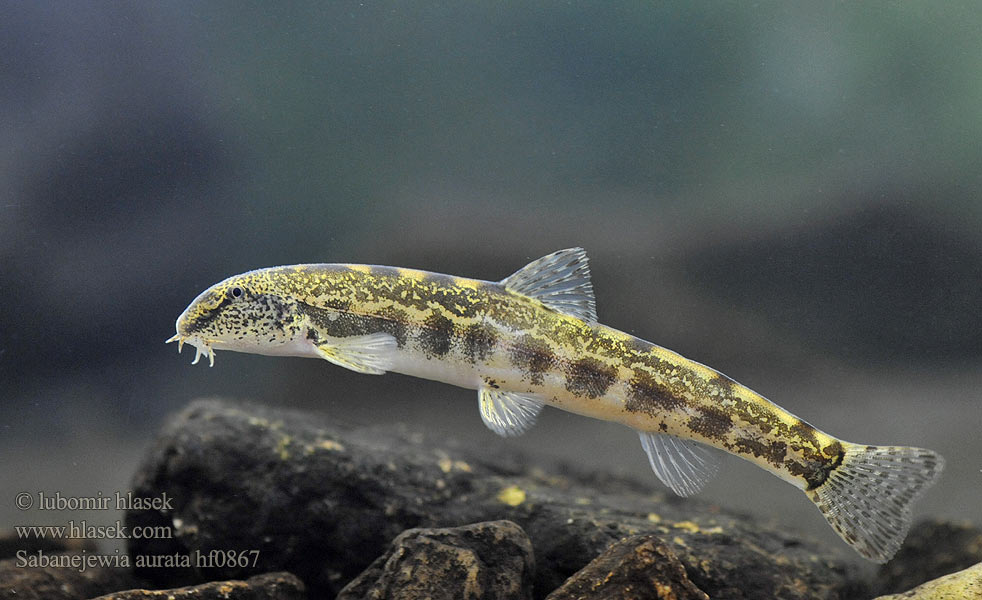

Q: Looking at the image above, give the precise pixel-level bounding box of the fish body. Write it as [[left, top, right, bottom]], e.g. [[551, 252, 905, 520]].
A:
[[169, 248, 943, 562]]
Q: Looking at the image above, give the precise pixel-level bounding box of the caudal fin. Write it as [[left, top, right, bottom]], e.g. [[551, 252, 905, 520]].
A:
[[807, 443, 943, 563]]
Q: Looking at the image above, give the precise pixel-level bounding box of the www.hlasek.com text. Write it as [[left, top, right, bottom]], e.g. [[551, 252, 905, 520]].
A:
[[16, 520, 171, 540]]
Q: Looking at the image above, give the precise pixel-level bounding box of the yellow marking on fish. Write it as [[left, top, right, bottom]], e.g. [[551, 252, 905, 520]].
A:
[[395, 267, 425, 280], [453, 277, 483, 290], [168, 248, 944, 563]]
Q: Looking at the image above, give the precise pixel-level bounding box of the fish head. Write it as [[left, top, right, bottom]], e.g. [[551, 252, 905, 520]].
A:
[[167, 269, 305, 366]]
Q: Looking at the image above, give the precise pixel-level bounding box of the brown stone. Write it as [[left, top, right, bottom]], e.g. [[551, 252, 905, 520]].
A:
[[337, 520, 534, 600], [545, 534, 709, 600], [90, 572, 305, 600]]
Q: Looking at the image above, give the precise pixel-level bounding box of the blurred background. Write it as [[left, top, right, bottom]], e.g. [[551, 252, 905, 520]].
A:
[[2, 2, 980, 564]]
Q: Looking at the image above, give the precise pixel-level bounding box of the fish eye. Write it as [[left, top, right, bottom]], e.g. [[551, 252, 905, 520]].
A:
[[230, 286, 243, 299]]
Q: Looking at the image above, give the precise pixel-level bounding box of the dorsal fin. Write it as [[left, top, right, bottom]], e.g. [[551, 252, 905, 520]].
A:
[[501, 248, 597, 322], [639, 431, 720, 497]]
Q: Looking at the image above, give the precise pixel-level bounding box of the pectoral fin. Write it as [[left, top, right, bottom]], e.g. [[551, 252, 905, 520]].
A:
[[313, 332, 397, 375], [478, 388, 545, 437], [639, 431, 720, 497]]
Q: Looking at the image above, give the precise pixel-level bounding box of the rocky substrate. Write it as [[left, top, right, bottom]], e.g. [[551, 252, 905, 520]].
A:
[[1, 398, 978, 599]]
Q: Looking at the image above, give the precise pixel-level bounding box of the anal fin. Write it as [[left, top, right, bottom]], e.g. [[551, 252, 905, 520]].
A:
[[313, 332, 397, 375], [639, 431, 720, 497], [479, 388, 545, 437]]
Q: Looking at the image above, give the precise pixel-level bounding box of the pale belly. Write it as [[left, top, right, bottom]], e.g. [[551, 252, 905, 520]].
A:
[[388, 351, 484, 390]]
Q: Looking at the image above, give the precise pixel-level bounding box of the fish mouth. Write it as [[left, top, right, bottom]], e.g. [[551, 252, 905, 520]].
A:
[[165, 333, 218, 367]]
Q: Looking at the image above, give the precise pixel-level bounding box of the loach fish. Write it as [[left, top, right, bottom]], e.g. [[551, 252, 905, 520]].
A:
[[167, 248, 943, 562]]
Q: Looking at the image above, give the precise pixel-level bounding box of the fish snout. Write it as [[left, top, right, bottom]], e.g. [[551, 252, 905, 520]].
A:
[[166, 307, 216, 367]]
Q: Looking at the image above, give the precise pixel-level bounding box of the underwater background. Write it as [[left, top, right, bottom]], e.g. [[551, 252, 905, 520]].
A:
[[2, 2, 980, 565]]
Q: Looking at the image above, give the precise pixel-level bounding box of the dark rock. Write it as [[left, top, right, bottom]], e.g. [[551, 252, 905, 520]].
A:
[[875, 520, 982, 595], [89, 572, 305, 600], [336, 520, 534, 600], [126, 398, 870, 599], [0, 555, 141, 600], [545, 534, 708, 600]]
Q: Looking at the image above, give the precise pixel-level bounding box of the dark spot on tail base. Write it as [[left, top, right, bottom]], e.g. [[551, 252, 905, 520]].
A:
[[799, 447, 845, 490]]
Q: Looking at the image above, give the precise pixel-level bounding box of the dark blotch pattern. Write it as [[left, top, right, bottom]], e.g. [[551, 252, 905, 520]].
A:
[[734, 437, 788, 468], [564, 357, 617, 399], [790, 420, 819, 446], [419, 313, 454, 357], [375, 306, 410, 347], [419, 312, 455, 357], [508, 334, 555, 386], [302, 300, 410, 348], [821, 441, 843, 459], [795, 448, 844, 490], [462, 323, 497, 363], [625, 370, 685, 416], [303, 303, 371, 338], [785, 459, 813, 480], [687, 405, 734, 441]]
